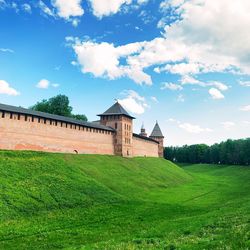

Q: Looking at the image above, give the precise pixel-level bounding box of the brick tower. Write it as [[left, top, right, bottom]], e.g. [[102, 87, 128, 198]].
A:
[[139, 123, 147, 137], [149, 121, 164, 157], [98, 101, 135, 157]]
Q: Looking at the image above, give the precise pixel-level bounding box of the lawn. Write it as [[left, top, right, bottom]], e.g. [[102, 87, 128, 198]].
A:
[[0, 151, 249, 249]]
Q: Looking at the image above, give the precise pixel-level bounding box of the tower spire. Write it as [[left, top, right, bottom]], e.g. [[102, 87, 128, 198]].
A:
[[139, 122, 147, 137], [149, 121, 164, 157]]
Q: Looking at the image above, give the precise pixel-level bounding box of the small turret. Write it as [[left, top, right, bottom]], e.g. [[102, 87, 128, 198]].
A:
[[149, 121, 164, 157], [139, 123, 147, 137]]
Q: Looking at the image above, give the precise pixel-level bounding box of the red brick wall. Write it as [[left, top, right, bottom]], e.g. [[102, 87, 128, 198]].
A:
[[100, 115, 133, 157], [0, 112, 114, 155], [132, 136, 159, 157]]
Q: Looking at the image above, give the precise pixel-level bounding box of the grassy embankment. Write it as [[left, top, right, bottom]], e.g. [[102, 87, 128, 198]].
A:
[[0, 150, 249, 249]]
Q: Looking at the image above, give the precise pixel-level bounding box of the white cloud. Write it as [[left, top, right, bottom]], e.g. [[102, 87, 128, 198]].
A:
[[0, 48, 14, 53], [209, 88, 224, 100], [118, 90, 148, 115], [151, 96, 159, 103], [240, 105, 250, 112], [38, 0, 83, 25], [221, 121, 235, 130], [36, 79, 50, 89], [168, 118, 177, 123], [0, 80, 20, 96], [36, 79, 60, 89], [180, 76, 229, 92], [137, 0, 148, 4], [161, 82, 183, 91], [71, 61, 78, 66], [71, 18, 80, 27], [161, 0, 250, 74], [89, 0, 132, 18], [179, 122, 212, 134], [181, 75, 201, 85], [39, 1, 55, 17], [157, 63, 201, 75], [22, 3, 31, 13], [71, 39, 152, 85], [68, 0, 250, 89], [52, 0, 83, 19], [209, 81, 228, 91], [239, 80, 250, 87]]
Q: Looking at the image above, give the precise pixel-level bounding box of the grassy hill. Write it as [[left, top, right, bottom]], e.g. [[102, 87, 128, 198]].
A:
[[0, 151, 249, 249]]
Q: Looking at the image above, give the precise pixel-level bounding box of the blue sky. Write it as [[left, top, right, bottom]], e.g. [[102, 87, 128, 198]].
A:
[[0, 0, 250, 146]]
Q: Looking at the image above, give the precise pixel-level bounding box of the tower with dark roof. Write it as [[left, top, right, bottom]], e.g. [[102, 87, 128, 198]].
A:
[[149, 121, 164, 157], [98, 101, 134, 157]]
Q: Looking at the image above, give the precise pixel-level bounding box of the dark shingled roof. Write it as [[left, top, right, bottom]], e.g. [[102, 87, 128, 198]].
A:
[[133, 133, 159, 144], [150, 122, 164, 138], [0, 103, 115, 132], [98, 102, 135, 119]]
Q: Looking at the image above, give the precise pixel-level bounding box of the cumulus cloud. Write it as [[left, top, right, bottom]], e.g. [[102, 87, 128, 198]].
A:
[[88, 0, 147, 18], [161, 82, 183, 91], [52, 0, 83, 19], [36, 79, 50, 89], [71, 39, 152, 85], [161, 0, 250, 74], [38, 0, 83, 25], [118, 90, 149, 114], [68, 0, 250, 93], [0, 80, 20, 96], [179, 122, 212, 134], [209, 88, 224, 100], [89, 0, 132, 18], [240, 105, 250, 112], [36, 79, 59, 89]]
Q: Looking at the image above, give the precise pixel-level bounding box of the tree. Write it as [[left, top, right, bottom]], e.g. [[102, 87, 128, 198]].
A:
[[164, 138, 250, 166], [71, 114, 88, 122], [30, 95, 88, 121]]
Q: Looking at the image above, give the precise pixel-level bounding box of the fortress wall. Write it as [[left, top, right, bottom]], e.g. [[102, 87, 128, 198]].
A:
[[132, 136, 159, 157], [0, 111, 115, 155]]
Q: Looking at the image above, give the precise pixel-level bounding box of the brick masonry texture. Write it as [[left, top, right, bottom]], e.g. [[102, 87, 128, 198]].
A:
[[0, 105, 163, 157]]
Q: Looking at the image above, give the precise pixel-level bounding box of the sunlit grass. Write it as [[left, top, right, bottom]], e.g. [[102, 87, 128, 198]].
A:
[[0, 151, 249, 249]]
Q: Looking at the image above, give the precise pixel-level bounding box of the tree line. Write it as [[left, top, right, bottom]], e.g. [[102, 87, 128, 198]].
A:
[[164, 138, 250, 166]]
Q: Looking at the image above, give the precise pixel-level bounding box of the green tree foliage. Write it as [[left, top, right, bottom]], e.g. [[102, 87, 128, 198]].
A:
[[30, 95, 88, 121], [164, 138, 250, 166], [71, 114, 88, 121]]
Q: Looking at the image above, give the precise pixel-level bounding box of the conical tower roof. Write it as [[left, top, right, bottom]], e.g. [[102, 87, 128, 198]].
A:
[[150, 121, 164, 138], [98, 101, 135, 119]]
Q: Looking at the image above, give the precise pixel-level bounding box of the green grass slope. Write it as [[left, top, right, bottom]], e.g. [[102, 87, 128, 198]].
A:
[[0, 151, 249, 249]]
